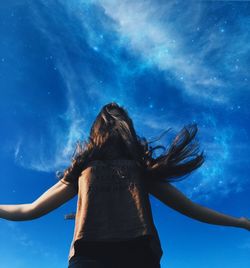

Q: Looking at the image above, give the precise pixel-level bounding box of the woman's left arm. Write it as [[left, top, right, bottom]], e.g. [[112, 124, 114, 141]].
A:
[[147, 179, 250, 231]]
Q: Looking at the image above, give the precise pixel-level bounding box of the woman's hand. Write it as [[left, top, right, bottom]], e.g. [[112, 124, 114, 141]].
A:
[[239, 217, 250, 231]]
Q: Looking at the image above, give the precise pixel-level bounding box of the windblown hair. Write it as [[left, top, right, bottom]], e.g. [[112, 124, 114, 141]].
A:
[[58, 102, 205, 184]]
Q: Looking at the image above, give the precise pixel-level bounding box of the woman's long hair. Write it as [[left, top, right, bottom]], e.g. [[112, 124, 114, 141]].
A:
[[58, 102, 205, 183]]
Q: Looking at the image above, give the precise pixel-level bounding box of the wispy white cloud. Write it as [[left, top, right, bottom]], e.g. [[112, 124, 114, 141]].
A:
[[14, 137, 22, 160], [12, 2, 91, 173], [93, 0, 230, 103]]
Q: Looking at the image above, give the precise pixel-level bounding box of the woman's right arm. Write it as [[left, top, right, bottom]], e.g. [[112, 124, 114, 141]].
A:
[[0, 180, 77, 221], [147, 179, 250, 231]]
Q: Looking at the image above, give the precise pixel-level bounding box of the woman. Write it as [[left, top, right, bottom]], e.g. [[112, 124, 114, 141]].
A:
[[0, 102, 249, 268]]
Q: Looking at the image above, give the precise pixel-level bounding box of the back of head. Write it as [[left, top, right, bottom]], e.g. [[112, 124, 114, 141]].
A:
[[87, 102, 141, 161], [60, 102, 205, 184]]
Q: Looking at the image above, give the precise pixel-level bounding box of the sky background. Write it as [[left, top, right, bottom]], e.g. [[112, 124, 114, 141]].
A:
[[0, 0, 250, 267]]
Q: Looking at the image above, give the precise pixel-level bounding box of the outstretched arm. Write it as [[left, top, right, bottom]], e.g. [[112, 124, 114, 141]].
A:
[[147, 179, 250, 231], [0, 180, 77, 221]]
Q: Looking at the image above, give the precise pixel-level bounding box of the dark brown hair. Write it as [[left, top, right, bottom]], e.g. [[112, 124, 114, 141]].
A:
[[59, 102, 205, 183]]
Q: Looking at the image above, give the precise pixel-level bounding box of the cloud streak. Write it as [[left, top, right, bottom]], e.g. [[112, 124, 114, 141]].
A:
[[94, 0, 250, 104], [13, 2, 91, 173], [94, 0, 229, 103]]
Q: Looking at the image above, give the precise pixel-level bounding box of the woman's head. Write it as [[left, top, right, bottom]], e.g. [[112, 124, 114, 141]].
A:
[[62, 102, 205, 183], [85, 102, 140, 160], [68, 102, 143, 167]]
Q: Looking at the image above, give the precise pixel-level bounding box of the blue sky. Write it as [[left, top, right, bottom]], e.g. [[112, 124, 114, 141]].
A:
[[0, 0, 250, 267]]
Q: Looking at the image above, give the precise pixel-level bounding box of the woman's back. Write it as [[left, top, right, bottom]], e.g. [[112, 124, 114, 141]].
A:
[[60, 159, 163, 267]]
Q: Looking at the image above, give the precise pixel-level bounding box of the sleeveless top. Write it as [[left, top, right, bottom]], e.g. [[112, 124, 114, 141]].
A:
[[60, 159, 163, 263]]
